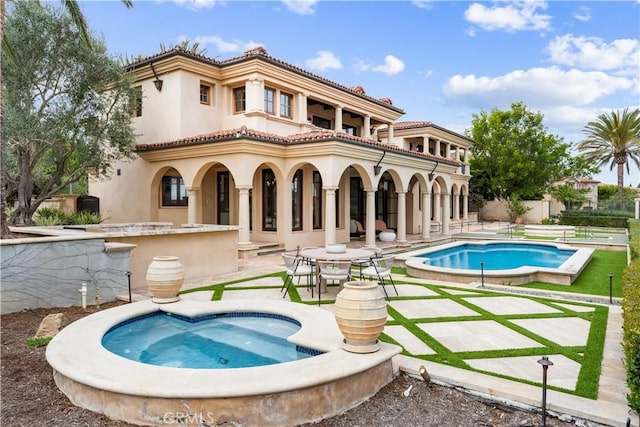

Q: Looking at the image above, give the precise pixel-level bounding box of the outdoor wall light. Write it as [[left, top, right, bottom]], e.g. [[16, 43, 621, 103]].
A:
[[428, 160, 439, 181], [150, 62, 163, 92], [374, 151, 386, 176]]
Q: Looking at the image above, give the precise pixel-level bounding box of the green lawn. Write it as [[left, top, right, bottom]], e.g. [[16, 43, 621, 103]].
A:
[[522, 249, 627, 297]]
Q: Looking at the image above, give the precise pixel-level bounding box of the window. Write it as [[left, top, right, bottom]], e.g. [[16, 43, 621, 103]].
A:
[[200, 83, 211, 105], [262, 169, 277, 231], [217, 171, 229, 224], [312, 116, 331, 129], [264, 87, 275, 114], [131, 86, 142, 117], [312, 171, 322, 229], [162, 176, 187, 206], [233, 86, 246, 112], [343, 125, 357, 136], [280, 92, 293, 118], [292, 170, 302, 231]]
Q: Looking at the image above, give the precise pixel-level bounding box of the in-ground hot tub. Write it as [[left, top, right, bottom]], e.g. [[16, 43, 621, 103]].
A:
[[46, 299, 401, 426]]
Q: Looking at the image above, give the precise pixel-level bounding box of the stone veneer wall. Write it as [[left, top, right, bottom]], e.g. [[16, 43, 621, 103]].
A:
[[1, 239, 131, 314]]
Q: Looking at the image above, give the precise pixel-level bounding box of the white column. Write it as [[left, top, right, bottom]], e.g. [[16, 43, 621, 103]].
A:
[[435, 139, 441, 157], [324, 186, 337, 244], [421, 191, 431, 239], [463, 193, 469, 220], [396, 191, 407, 244], [334, 106, 343, 132], [446, 143, 451, 159], [365, 188, 377, 248], [442, 193, 451, 234], [635, 198, 640, 219], [247, 78, 263, 112], [453, 192, 460, 221], [363, 115, 371, 138], [434, 192, 441, 223], [186, 187, 200, 224], [297, 92, 307, 122], [238, 186, 251, 246], [387, 123, 394, 142]]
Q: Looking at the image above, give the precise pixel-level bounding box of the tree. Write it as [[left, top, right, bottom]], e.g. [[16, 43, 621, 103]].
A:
[[577, 108, 640, 195], [467, 102, 592, 202], [549, 184, 589, 211], [2, 2, 137, 226]]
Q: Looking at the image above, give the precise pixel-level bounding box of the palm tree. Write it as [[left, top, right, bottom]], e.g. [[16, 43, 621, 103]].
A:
[[577, 108, 640, 194]]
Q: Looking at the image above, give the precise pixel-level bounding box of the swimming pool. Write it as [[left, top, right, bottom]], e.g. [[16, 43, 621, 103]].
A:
[[397, 241, 593, 286], [102, 311, 319, 369], [420, 242, 576, 270]]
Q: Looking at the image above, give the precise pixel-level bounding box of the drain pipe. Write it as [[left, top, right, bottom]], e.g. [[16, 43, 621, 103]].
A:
[[78, 283, 87, 309]]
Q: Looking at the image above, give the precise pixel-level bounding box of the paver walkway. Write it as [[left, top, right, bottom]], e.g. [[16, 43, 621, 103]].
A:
[[180, 254, 635, 427]]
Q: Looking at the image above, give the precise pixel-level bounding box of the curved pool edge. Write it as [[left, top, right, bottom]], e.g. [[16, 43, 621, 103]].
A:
[[46, 299, 402, 426], [397, 240, 593, 286]]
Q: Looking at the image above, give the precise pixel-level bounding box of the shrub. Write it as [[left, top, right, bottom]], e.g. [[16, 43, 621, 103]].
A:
[[623, 219, 640, 414], [33, 207, 102, 226], [33, 207, 70, 226], [559, 209, 632, 228]]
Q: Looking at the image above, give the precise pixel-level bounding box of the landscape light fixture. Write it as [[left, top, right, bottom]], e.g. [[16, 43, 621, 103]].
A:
[[150, 62, 163, 92], [537, 356, 554, 426], [480, 260, 485, 287], [373, 151, 386, 176], [608, 272, 614, 304]]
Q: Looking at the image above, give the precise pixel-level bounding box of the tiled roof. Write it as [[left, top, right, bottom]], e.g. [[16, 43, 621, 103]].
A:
[[136, 127, 458, 165], [126, 46, 404, 114], [381, 121, 473, 142]]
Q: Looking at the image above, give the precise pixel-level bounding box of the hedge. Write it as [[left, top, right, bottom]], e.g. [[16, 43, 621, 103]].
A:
[[559, 210, 633, 228], [623, 219, 640, 414]]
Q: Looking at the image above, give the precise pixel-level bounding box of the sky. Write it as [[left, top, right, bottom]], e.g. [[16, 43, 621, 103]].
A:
[[78, 0, 640, 186]]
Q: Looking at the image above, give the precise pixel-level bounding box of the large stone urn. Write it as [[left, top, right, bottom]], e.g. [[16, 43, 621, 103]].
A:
[[334, 281, 388, 353], [146, 256, 184, 304]]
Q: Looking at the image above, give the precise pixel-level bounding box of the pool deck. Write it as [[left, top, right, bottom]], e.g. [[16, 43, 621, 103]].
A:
[[170, 236, 635, 427]]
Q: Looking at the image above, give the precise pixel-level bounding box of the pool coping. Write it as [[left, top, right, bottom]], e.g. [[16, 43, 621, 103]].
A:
[[397, 240, 593, 286], [46, 299, 402, 398]]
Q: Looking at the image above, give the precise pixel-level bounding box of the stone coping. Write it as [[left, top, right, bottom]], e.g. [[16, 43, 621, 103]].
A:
[[398, 240, 593, 278], [46, 299, 401, 398], [3, 223, 240, 246]]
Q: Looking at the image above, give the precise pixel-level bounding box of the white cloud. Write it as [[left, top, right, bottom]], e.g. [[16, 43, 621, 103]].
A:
[[443, 66, 633, 109], [194, 36, 261, 53], [168, 0, 221, 10], [572, 6, 591, 22], [305, 51, 342, 71], [372, 55, 405, 75], [547, 34, 640, 72], [419, 70, 434, 79], [281, 0, 318, 15], [412, 0, 434, 10], [464, 1, 552, 33]]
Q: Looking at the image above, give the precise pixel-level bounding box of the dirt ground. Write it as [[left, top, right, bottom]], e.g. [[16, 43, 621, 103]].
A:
[[1, 303, 580, 427]]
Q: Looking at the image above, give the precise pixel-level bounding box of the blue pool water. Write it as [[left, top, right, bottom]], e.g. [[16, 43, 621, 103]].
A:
[[420, 243, 576, 270], [102, 312, 321, 369]]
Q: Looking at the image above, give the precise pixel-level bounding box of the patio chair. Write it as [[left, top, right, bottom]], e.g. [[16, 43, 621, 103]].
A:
[[281, 253, 314, 298], [360, 255, 398, 301], [317, 260, 352, 305], [351, 247, 381, 279], [350, 219, 366, 239], [375, 220, 393, 233]]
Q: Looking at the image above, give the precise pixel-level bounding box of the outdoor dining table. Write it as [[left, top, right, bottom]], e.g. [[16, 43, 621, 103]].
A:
[[299, 247, 376, 294]]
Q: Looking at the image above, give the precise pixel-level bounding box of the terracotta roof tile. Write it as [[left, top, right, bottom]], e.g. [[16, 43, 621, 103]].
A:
[[136, 128, 459, 165]]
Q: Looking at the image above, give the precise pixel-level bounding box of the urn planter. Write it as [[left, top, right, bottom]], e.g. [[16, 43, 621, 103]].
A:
[[334, 280, 387, 353], [146, 256, 184, 303]]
